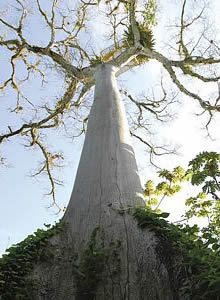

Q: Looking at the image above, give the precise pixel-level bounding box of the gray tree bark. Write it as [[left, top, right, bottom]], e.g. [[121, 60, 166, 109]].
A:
[[30, 64, 185, 300], [64, 64, 144, 240]]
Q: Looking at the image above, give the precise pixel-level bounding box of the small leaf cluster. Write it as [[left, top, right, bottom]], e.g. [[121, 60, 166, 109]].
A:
[[0, 222, 64, 300], [187, 151, 219, 197], [123, 22, 155, 49], [188, 152, 219, 186], [123, 22, 155, 65], [132, 206, 170, 229], [75, 227, 106, 299], [90, 54, 103, 66], [142, 0, 157, 27], [144, 166, 186, 210]]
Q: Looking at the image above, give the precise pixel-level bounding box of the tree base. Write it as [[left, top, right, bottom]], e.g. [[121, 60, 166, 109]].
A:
[[27, 213, 187, 300]]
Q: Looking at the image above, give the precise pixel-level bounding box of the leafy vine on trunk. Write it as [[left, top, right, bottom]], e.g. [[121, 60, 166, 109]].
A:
[[0, 221, 64, 300], [128, 206, 220, 299], [73, 226, 121, 300]]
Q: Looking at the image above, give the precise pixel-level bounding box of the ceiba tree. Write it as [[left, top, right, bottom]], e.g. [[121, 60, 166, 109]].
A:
[[0, 0, 220, 299]]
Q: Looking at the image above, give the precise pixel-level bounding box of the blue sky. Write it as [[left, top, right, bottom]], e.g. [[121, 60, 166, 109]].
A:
[[0, 0, 220, 255]]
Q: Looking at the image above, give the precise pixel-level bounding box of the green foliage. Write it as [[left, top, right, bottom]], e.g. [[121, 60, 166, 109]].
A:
[[123, 22, 155, 49], [188, 151, 219, 194], [74, 226, 121, 300], [0, 221, 64, 300], [90, 54, 103, 66], [144, 166, 186, 210], [144, 152, 219, 230], [142, 0, 157, 27], [185, 152, 219, 234], [132, 206, 169, 229], [123, 22, 155, 65], [91, 1, 157, 66], [159, 166, 186, 183], [74, 227, 106, 300], [130, 206, 220, 299], [122, 0, 157, 26], [141, 151, 220, 299]]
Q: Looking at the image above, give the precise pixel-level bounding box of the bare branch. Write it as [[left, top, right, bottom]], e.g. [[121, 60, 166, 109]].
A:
[[142, 49, 220, 113], [0, 0, 27, 43], [30, 129, 63, 211], [178, 0, 205, 57], [0, 80, 78, 144], [74, 82, 93, 107], [130, 131, 177, 169], [121, 82, 177, 126]]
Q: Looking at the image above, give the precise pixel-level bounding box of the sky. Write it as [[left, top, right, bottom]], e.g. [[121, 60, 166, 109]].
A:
[[0, 0, 220, 256]]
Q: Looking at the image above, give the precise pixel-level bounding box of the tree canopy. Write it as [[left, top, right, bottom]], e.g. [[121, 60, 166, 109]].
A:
[[0, 0, 220, 207]]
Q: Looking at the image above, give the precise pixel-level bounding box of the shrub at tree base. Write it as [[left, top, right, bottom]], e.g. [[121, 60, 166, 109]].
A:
[[131, 207, 220, 300], [0, 222, 64, 300]]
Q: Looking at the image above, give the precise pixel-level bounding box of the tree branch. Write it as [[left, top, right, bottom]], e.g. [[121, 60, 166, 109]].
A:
[[30, 129, 63, 211], [0, 80, 78, 144], [142, 49, 220, 113]]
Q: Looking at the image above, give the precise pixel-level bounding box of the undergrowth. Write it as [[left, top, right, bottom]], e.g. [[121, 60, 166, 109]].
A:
[[0, 221, 64, 300], [130, 207, 220, 300]]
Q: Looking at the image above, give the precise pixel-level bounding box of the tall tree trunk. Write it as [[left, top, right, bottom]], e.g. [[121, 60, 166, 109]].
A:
[[30, 64, 184, 300], [64, 64, 144, 242]]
